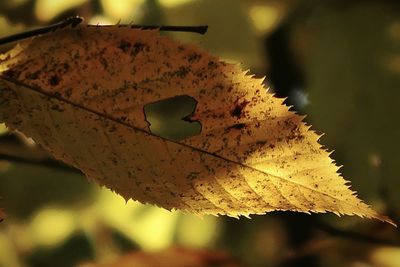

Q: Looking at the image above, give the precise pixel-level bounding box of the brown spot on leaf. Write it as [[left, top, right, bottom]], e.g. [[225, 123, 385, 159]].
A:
[[62, 63, 70, 72], [175, 66, 190, 78], [231, 100, 250, 119], [132, 42, 149, 56], [3, 69, 18, 79], [208, 60, 217, 68], [49, 75, 60, 86], [227, 123, 246, 130], [188, 53, 202, 63], [118, 40, 131, 53], [26, 70, 41, 80], [64, 88, 73, 98], [51, 104, 64, 112]]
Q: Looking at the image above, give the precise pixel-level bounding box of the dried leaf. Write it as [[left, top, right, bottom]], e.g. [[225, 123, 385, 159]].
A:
[[79, 247, 241, 267], [0, 24, 393, 224]]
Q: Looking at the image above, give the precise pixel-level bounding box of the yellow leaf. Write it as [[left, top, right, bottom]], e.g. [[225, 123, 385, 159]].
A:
[[0, 23, 393, 225]]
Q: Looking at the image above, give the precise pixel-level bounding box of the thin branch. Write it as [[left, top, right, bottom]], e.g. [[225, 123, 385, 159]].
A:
[[0, 153, 80, 174], [0, 16, 83, 46], [121, 25, 208, 34], [315, 221, 400, 246], [0, 16, 208, 46]]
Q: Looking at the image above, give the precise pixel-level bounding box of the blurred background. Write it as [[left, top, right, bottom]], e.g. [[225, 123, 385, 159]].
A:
[[0, 0, 400, 266]]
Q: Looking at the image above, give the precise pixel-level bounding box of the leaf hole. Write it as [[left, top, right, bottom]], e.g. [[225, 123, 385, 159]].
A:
[[144, 95, 201, 141]]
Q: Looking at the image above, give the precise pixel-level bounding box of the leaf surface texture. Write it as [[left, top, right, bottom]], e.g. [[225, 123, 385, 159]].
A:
[[0, 25, 392, 224]]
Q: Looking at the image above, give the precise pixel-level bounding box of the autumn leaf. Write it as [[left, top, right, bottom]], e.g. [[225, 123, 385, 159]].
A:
[[79, 247, 241, 267], [0, 22, 393, 225]]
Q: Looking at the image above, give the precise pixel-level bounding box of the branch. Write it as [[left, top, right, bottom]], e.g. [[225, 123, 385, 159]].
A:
[[0, 16, 208, 46], [0, 152, 80, 173], [0, 16, 83, 46], [315, 221, 400, 246], [0, 134, 79, 173], [120, 25, 208, 34]]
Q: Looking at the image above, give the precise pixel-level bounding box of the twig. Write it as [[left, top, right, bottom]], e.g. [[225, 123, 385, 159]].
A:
[[0, 16, 83, 46], [120, 25, 208, 34], [0, 16, 208, 46], [0, 152, 80, 173], [315, 221, 400, 246]]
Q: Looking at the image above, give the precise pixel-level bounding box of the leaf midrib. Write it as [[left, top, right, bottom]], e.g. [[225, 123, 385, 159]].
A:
[[0, 75, 378, 217]]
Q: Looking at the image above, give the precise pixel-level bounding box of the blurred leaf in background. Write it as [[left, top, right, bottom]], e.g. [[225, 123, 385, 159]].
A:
[[80, 246, 241, 267]]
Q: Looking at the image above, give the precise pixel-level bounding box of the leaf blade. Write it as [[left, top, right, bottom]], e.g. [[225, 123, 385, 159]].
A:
[[0, 25, 393, 225]]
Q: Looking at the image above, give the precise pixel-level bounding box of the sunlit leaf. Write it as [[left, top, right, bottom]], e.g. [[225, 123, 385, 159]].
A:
[[0, 23, 393, 224]]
